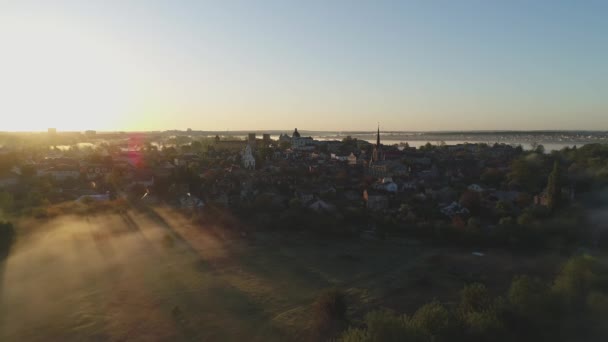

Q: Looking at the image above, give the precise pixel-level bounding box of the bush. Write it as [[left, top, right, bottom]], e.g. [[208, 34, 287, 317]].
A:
[[552, 255, 603, 308], [410, 300, 453, 340], [338, 256, 608, 342], [458, 283, 492, 314], [457, 283, 505, 339], [508, 276, 549, 314], [337, 327, 369, 342]]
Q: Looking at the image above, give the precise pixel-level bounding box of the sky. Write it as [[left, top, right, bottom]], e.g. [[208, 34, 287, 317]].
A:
[[0, 0, 607, 132]]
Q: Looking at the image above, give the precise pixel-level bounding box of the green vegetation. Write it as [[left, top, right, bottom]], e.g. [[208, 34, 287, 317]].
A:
[[338, 255, 608, 342], [547, 160, 562, 211]]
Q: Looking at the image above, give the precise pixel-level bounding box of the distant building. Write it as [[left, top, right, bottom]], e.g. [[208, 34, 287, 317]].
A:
[[348, 153, 358, 165], [40, 164, 80, 181], [212, 136, 247, 152], [292, 128, 314, 150], [363, 189, 389, 211], [440, 202, 470, 218], [85, 130, 96, 136], [241, 144, 256, 170], [371, 125, 384, 163]]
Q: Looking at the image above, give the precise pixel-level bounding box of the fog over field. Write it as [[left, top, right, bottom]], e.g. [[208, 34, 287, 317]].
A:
[[0, 207, 571, 341], [1, 209, 288, 341]]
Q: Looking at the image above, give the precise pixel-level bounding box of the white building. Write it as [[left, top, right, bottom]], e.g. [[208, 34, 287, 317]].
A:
[[241, 144, 256, 170], [39, 166, 80, 181], [292, 136, 314, 149]]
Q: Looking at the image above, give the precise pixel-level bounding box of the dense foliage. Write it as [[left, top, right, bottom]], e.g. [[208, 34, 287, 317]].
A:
[[337, 255, 608, 342]]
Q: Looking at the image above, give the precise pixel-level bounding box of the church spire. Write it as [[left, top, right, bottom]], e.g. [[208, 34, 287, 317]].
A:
[[372, 123, 383, 163]]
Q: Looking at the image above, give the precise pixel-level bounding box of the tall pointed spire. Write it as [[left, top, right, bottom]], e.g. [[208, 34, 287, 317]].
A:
[[376, 123, 380, 147]]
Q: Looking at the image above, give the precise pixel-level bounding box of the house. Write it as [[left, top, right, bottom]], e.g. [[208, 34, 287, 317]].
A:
[[383, 181, 398, 193], [440, 202, 470, 218], [344, 190, 361, 202], [369, 160, 408, 178], [39, 164, 80, 181], [152, 162, 175, 178], [373, 178, 398, 193], [130, 172, 155, 188], [174, 153, 200, 167], [292, 129, 314, 150], [347, 153, 358, 165], [467, 184, 485, 192], [331, 153, 349, 162], [180, 194, 205, 209], [309, 199, 335, 212], [401, 181, 418, 191], [363, 190, 389, 211], [295, 190, 315, 205], [318, 185, 337, 197], [83, 163, 112, 180], [212, 138, 247, 152]]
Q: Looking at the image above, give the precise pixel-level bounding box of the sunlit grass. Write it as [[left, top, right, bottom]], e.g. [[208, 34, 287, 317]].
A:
[[0, 207, 568, 341]]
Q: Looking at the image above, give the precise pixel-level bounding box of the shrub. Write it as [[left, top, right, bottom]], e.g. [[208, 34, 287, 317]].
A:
[[410, 300, 452, 339], [457, 283, 505, 339], [552, 255, 603, 308], [337, 327, 369, 342], [458, 283, 492, 314], [363, 310, 421, 342], [508, 276, 549, 314]]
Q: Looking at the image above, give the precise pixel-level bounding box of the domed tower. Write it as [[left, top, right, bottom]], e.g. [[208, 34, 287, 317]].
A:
[[292, 128, 301, 138]]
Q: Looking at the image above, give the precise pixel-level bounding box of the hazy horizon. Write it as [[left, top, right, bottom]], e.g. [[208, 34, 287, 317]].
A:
[[1, 1, 607, 132], [3, 128, 608, 134]]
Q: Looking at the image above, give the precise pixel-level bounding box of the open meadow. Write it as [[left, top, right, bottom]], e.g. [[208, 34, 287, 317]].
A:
[[0, 207, 567, 341]]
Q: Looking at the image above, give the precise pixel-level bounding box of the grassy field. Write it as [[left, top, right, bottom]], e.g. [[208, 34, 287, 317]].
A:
[[0, 207, 565, 341]]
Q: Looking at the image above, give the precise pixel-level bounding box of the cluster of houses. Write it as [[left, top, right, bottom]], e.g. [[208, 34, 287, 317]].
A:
[[0, 127, 538, 228]]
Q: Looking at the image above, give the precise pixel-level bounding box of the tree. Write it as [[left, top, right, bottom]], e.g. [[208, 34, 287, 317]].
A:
[[546, 160, 561, 211], [480, 168, 504, 187], [410, 300, 452, 339], [508, 276, 549, 314], [552, 255, 601, 308], [459, 190, 481, 214], [458, 283, 493, 314], [190, 140, 202, 151], [457, 283, 504, 338]]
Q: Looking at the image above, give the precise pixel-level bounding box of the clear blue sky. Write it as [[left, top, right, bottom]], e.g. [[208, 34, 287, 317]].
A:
[[0, 0, 606, 131]]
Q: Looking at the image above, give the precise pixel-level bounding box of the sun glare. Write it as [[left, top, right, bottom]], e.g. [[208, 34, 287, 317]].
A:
[[0, 14, 138, 132]]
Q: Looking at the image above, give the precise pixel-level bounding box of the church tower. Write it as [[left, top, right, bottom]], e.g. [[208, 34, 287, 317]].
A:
[[372, 124, 383, 163]]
